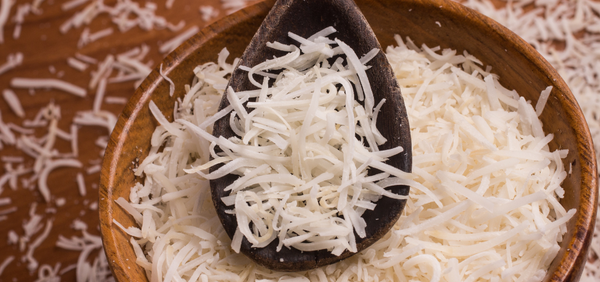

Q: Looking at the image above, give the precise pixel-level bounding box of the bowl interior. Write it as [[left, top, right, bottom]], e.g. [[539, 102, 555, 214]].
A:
[[99, 0, 597, 281]]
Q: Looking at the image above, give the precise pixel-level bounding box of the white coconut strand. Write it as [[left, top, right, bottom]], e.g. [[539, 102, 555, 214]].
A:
[[396, 201, 470, 236], [76, 173, 86, 196], [335, 39, 376, 114], [2, 89, 25, 118], [37, 159, 82, 203], [0, 53, 23, 76], [0, 0, 12, 44], [158, 26, 199, 54], [402, 254, 441, 282], [0, 256, 14, 276], [159, 63, 175, 97], [536, 86, 553, 116], [11, 78, 87, 97]]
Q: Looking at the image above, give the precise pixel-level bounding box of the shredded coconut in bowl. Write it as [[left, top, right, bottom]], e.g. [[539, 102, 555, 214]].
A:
[[116, 31, 574, 281]]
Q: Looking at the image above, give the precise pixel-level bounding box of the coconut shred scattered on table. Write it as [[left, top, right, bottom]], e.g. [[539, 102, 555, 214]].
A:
[[118, 31, 574, 280], [0, 0, 257, 281]]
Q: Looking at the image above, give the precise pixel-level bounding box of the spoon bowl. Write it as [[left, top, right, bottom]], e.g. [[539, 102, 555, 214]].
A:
[[210, 0, 411, 272]]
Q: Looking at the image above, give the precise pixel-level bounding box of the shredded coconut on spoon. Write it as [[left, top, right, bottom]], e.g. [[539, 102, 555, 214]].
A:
[[185, 28, 409, 255]]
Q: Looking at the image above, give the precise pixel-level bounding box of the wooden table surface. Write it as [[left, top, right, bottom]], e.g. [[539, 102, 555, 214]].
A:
[[0, 1, 243, 281], [0, 0, 593, 281]]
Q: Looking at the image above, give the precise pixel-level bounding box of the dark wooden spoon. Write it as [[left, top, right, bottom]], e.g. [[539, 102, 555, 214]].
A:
[[210, 0, 411, 272]]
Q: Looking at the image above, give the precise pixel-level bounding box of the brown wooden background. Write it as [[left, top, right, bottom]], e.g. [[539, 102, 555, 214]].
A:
[[0, 1, 249, 281]]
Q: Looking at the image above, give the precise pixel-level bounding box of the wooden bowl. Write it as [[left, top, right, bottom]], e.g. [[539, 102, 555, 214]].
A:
[[99, 0, 598, 281]]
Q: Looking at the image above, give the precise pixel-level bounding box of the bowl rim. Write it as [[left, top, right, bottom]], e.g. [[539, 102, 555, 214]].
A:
[[99, 0, 598, 281]]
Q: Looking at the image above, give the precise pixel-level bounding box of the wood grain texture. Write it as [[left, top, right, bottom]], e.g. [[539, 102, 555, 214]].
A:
[[99, 0, 598, 281], [0, 0, 236, 281]]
